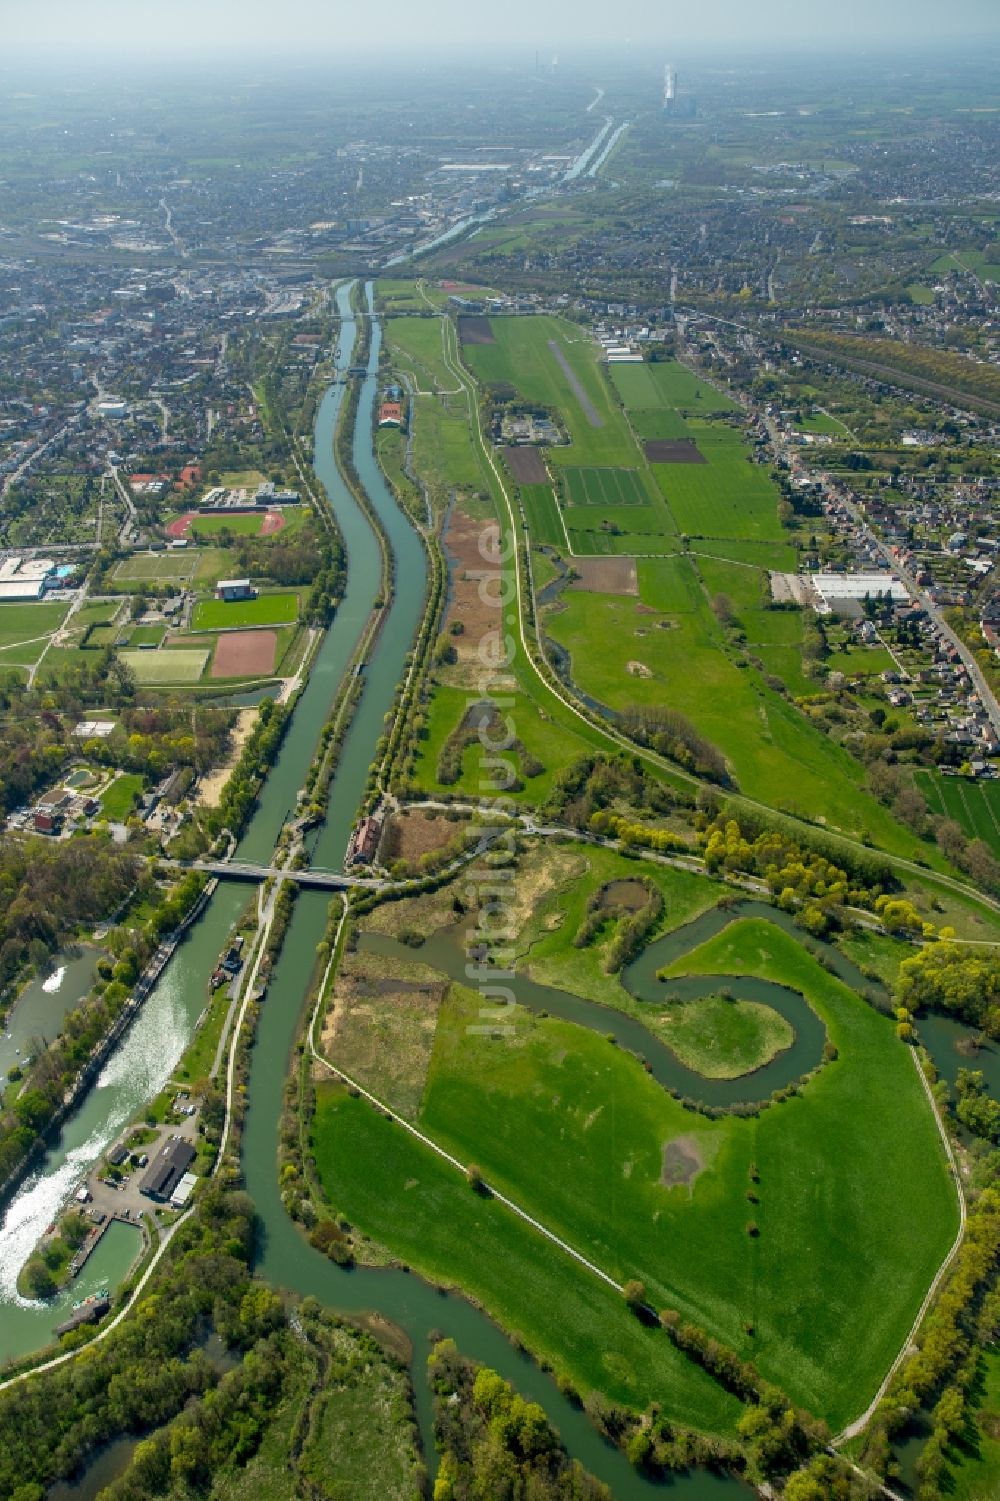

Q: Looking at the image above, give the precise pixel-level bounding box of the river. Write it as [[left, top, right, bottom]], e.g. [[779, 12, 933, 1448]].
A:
[[3, 281, 749, 1497]]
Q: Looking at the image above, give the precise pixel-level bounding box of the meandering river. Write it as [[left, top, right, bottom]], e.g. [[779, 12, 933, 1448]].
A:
[[3, 281, 750, 1497]]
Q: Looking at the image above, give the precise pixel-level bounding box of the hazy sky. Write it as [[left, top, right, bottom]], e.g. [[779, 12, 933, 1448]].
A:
[[4, 0, 998, 59]]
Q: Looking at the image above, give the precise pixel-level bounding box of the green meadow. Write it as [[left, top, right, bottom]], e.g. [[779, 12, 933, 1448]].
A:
[[464, 315, 637, 467], [543, 554, 925, 854], [917, 769, 1000, 858], [315, 906, 957, 1432]]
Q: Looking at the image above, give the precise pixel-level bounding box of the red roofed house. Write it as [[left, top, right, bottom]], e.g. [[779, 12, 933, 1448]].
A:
[[378, 401, 403, 428]]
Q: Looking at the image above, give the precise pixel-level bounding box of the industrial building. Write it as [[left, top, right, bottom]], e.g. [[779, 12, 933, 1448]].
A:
[[139, 1138, 196, 1201], [811, 572, 910, 616]]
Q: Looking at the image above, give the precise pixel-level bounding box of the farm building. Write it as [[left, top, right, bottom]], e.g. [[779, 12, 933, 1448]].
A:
[[215, 579, 256, 603], [378, 401, 403, 427]]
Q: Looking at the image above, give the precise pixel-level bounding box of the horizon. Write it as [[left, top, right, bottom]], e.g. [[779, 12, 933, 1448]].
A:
[[3, 0, 998, 64]]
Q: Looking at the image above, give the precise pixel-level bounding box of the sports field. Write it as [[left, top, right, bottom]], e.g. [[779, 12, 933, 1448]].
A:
[[183, 510, 286, 538], [562, 466, 649, 507], [918, 769, 1000, 857], [119, 648, 209, 683], [192, 592, 298, 631], [113, 551, 198, 583], [210, 629, 278, 678]]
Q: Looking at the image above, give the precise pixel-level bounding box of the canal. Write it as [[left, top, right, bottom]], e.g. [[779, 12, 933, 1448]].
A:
[[5, 281, 749, 1496]]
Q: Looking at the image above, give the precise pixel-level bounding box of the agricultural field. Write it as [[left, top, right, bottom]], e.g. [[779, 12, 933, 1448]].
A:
[[610, 361, 739, 413], [191, 591, 299, 631], [519, 485, 564, 547], [652, 424, 785, 544], [917, 769, 1000, 857], [562, 466, 650, 507]]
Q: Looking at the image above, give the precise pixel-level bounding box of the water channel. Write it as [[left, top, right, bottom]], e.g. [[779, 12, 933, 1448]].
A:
[[4, 281, 749, 1496], [359, 898, 841, 1108]]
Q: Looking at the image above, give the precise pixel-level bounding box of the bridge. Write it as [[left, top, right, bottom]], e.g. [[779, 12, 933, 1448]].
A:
[[160, 859, 386, 891]]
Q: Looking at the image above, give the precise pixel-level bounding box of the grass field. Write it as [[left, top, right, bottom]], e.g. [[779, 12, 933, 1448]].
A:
[[409, 679, 591, 807], [654, 993, 794, 1079], [383, 318, 488, 516], [0, 600, 68, 648], [611, 361, 739, 413], [540, 554, 925, 855], [385, 315, 456, 393], [112, 548, 232, 588], [312, 1084, 745, 1432], [917, 770, 1000, 857], [520, 485, 565, 547], [191, 592, 298, 631], [125, 624, 165, 648], [382, 914, 958, 1429], [100, 772, 144, 820], [464, 316, 638, 467], [119, 647, 209, 684], [113, 552, 198, 583], [563, 466, 650, 507]]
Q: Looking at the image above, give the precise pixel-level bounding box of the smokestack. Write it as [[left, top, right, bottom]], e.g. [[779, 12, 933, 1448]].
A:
[[664, 64, 676, 109]]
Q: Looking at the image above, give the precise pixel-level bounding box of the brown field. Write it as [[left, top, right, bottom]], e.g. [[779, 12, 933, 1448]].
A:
[[457, 315, 495, 345], [383, 807, 464, 863], [260, 510, 286, 535], [644, 439, 707, 464], [442, 509, 506, 686], [568, 556, 638, 595], [210, 629, 277, 678], [503, 446, 548, 484], [321, 950, 447, 1119]]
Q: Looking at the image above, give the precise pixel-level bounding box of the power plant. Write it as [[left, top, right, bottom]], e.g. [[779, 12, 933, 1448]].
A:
[[663, 63, 696, 119], [663, 65, 677, 113]]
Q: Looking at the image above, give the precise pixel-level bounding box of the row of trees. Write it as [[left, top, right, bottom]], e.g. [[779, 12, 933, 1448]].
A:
[[429, 1340, 611, 1501]]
